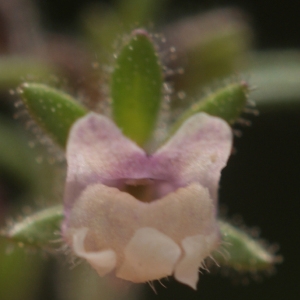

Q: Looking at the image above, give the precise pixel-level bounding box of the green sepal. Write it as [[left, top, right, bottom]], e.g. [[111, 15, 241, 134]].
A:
[[19, 83, 87, 148], [2, 205, 63, 252], [111, 29, 163, 146], [169, 81, 248, 137], [213, 220, 279, 271]]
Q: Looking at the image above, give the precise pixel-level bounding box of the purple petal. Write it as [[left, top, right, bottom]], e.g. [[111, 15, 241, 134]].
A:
[[63, 112, 230, 285], [64, 112, 232, 213], [153, 113, 232, 202], [64, 113, 149, 211]]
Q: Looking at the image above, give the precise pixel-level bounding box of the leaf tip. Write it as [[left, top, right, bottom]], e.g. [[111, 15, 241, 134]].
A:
[[215, 220, 282, 274]]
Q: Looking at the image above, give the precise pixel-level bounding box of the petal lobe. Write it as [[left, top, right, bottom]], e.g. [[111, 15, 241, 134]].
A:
[[73, 228, 117, 276], [117, 227, 181, 282]]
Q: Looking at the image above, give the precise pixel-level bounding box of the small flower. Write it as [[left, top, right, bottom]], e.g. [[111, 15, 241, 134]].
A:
[[62, 111, 232, 289]]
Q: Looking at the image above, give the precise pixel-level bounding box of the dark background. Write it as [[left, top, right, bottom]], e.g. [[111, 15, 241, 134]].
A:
[[35, 0, 300, 48]]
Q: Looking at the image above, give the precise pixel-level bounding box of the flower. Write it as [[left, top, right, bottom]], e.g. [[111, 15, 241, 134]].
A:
[[62, 111, 232, 289]]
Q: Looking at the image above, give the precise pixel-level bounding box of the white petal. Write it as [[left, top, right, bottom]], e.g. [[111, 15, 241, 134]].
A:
[[66, 183, 218, 283], [174, 232, 219, 289], [73, 228, 117, 276], [117, 227, 181, 282]]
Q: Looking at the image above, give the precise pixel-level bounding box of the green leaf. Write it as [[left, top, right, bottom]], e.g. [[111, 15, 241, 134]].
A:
[[2, 205, 63, 252], [169, 81, 249, 137], [213, 220, 280, 271], [111, 29, 163, 146], [20, 83, 87, 148]]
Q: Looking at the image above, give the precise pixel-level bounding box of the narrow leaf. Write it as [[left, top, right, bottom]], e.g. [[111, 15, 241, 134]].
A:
[[111, 29, 163, 146], [213, 220, 280, 271], [20, 83, 87, 148], [169, 81, 248, 137], [3, 205, 63, 252]]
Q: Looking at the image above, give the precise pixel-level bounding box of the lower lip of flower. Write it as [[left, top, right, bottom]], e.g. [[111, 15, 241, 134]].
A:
[[63, 182, 220, 288]]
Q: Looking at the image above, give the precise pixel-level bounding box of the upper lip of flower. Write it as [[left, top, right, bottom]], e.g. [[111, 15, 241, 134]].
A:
[[64, 111, 232, 208], [62, 111, 232, 289]]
